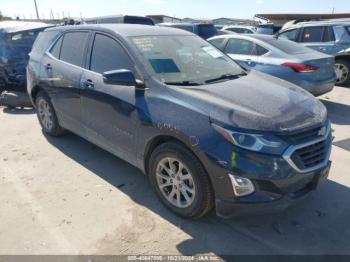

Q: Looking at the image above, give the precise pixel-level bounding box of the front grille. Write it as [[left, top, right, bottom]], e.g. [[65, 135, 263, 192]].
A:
[[290, 140, 328, 170], [283, 122, 331, 173]]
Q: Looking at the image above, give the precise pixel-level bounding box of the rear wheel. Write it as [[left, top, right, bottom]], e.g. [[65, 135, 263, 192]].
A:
[[149, 142, 214, 219], [335, 59, 350, 86], [35, 91, 65, 136]]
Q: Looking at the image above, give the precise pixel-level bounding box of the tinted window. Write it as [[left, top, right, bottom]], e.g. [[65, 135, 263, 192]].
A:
[[198, 25, 217, 39], [302, 27, 324, 42], [255, 44, 269, 55], [124, 16, 154, 25], [209, 38, 225, 50], [50, 36, 63, 58], [279, 29, 298, 41], [323, 27, 334, 42], [90, 34, 134, 74], [224, 39, 254, 55], [60, 32, 89, 67]]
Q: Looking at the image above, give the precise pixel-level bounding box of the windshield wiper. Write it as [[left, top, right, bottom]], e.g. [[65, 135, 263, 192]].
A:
[[205, 72, 247, 84], [164, 81, 202, 86]]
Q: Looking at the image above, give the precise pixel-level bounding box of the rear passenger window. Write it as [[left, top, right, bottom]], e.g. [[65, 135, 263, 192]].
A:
[[50, 36, 63, 58], [90, 34, 134, 74], [225, 39, 254, 55], [302, 27, 324, 42], [255, 44, 269, 56], [60, 32, 89, 67]]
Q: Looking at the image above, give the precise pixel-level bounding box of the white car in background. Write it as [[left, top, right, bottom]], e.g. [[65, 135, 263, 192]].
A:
[[222, 25, 257, 34]]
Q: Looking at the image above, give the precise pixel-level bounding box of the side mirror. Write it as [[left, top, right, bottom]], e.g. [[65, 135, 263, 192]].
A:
[[103, 69, 142, 87]]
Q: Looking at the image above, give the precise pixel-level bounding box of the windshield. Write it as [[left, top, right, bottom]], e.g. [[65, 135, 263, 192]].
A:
[[131, 35, 244, 85]]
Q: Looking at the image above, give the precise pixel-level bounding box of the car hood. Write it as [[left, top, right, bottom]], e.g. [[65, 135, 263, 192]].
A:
[[166, 70, 327, 133]]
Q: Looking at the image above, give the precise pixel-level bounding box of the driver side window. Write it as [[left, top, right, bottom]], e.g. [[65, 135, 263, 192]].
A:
[[90, 33, 134, 74]]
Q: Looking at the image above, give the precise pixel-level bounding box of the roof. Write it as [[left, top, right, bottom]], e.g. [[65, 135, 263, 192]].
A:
[[280, 20, 350, 31], [0, 21, 52, 33], [46, 24, 194, 37], [255, 13, 350, 21]]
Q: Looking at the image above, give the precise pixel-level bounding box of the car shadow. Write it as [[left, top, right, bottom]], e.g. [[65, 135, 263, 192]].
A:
[[1, 107, 35, 115], [45, 133, 350, 256], [321, 99, 350, 126]]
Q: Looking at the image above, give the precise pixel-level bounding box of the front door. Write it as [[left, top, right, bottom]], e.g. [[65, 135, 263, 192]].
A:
[[80, 32, 139, 163]]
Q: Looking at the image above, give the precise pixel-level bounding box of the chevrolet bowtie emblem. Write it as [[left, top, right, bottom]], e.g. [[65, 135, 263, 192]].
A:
[[318, 126, 327, 136]]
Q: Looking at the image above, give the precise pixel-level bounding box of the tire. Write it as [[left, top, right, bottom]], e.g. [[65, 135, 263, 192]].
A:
[[149, 142, 214, 219], [35, 91, 65, 136], [335, 59, 350, 86]]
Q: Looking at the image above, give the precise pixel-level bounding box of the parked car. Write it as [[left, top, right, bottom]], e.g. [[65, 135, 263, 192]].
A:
[[0, 21, 52, 92], [83, 15, 155, 26], [158, 23, 218, 39], [277, 21, 350, 85], [28, 24, 332, 218], [256, 23, 281, 35], [208, 34, 336, 96], [222, 25, 256, 34]]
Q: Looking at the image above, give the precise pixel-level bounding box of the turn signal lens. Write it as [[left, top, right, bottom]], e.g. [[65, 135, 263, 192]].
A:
[[229, 174, 255, 197]]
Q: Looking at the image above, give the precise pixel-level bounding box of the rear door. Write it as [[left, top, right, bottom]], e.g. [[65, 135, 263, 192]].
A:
[[299, 26, 336, 55], [80, 32, 139, 163], [41, 30, 90, 135]]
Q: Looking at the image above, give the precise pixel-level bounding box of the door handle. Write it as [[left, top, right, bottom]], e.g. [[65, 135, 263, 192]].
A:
[[45, 63, 52, 71], [82, 79, 94, 89]]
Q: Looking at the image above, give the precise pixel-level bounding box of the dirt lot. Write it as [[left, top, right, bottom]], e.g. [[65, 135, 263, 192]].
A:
[[0, 86, 350, 256]]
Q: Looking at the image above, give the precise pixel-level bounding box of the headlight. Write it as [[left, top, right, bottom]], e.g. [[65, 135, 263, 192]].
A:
[[212, 123, 288, 155]]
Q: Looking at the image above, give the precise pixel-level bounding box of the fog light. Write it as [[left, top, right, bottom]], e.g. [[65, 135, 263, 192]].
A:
[[228, 174, 255, 197]]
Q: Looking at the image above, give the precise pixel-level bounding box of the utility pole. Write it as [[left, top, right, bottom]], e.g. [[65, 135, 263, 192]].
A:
[[34, 0, 40, 19]]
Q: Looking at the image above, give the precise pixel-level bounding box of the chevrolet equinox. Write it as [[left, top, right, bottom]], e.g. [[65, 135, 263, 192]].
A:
[[27, 25, 332, 218]]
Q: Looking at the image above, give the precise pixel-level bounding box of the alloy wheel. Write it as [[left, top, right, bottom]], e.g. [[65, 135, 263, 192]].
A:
[[156, 157, 196, 208], [335, 63, 349, 84], [38, 99, 53, 131]]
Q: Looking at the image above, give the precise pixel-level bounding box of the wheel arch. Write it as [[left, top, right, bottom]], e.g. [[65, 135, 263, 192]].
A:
[[143, 135, 200, 176]]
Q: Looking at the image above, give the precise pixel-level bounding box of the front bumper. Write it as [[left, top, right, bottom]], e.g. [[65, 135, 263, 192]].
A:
[[216, 162, 330, 218], [197, 128, 332, 218]]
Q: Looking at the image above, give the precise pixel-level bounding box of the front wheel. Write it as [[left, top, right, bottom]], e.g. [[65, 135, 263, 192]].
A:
[[335, 59, 350, 86], [149, 142, 214, 219]]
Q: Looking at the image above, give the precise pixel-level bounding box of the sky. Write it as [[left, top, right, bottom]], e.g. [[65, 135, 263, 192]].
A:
[[1, 0, 350, 20]]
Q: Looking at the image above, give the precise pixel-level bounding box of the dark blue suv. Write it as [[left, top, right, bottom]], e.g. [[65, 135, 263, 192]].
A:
[[27, 24, 332, 218]]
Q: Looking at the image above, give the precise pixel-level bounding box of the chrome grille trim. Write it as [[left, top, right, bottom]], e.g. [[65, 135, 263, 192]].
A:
[[283, 123, 332, 173]]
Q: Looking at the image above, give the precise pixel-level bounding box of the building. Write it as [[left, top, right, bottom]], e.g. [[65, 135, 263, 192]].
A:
[[147, 15, 182, 24], [212, 17, 255, 26], [255, 13, 350, 27], [182, 17, 212, 24]]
